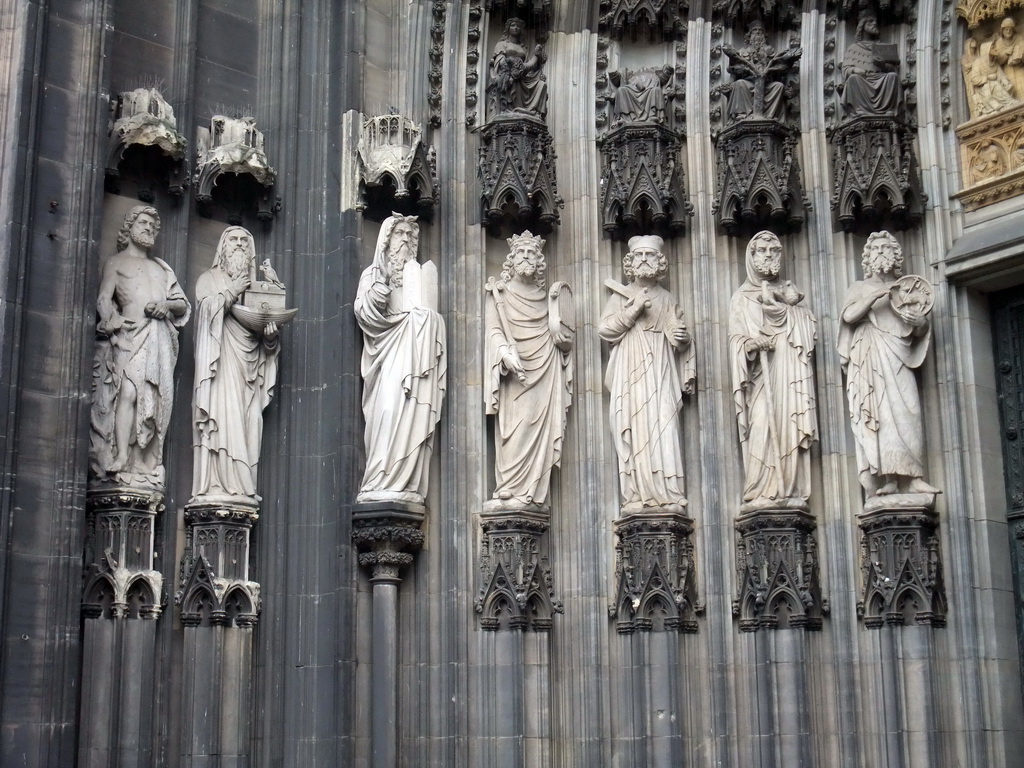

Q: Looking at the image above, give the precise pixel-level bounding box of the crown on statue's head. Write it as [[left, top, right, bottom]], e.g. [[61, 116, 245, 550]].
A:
[[507, 230, 545, 252]]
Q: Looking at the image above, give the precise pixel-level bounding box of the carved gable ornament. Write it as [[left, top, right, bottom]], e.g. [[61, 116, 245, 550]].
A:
[[599, 0, 682, 40], [105, 87, 188, 198], [957, 0, 1024, 28], [357, 115, 438, 219], [195, 115, 279, 221]]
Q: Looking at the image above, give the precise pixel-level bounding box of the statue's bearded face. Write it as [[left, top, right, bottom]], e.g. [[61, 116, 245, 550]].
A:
[[387, 222, 417, 284], [867, 237, 900, 276], [222, 230, 252, 278], [129, 213, 158, 249], [512, 242, 541, 277], [626, 246, 666, 280], [750, 236, 782, 278]]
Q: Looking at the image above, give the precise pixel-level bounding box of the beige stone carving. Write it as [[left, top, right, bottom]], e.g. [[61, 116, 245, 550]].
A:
[[991, 17, 1024, 96], [191, 226, 283, 506], [485, 232, 572, 510], [967, 41, 1020, 117], [355, 215, 447, 505], [839, 231, 939, 501], [955, 101, 1024, 209], [89, 206, 190, 491], [729, 231, 818, 511], [599, 236, 694, 512], [486, 17, 548, 120]]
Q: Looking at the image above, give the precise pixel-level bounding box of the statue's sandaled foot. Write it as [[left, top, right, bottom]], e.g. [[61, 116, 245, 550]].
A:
[[876, 480, 899, 496], [907, 477, 940, 495], [497, 490, 513, 500]]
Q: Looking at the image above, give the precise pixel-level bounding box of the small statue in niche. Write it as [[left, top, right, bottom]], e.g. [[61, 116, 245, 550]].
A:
[[486, 17, 549, 120], [728, 231, 818, 510], [967, 41, 1020, 117], [991, 17, 1024, 100], [971, 142, 1008, 183], [599, 235, 694, 511], [838, 231, 939, 499], [609, 65, 673, 125], [485, 232, 573, 509], [191, 226, 293, 506], [722, 20, 801, 122], [840, 13, 902, 119], [89, 206, 191, 491], [354, 214, 447, 506]]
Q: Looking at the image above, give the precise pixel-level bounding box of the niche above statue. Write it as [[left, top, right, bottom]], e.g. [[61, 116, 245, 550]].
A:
[[599, 66, 691, 239], [831, 9, 924, 233], [479, 17, 562, 233], [357, 115, 438, 221], [599, 0, 682, 41], [105, 87, 188, 200], [194, 115, 280, 224], [713, 21, 806, 236]]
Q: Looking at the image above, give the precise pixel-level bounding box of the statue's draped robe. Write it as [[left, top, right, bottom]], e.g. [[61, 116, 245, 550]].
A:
[[192, 267, 279, 501], [486, 280, 572, 506], [613, 70, 665, 123], [841, 41, 902, 117], [599, 285, 695, 507], [487, 40, 548, 118], [991, 33, 1024, 101], [354, 265, 447, 501], [838, 278, 930, 489], [90, 257, 190, 487], [729, 280, 818, 503]]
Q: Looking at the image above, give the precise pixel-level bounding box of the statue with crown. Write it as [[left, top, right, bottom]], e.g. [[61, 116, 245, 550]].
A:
[[484, 231, 574, 513]]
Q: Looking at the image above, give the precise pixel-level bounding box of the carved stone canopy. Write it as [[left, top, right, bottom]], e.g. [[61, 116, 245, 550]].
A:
[[194, 115, 279, 223], [105, 87, 188, 199], [957, 0, 1024, 29], [713, 0, 798, 28], [357, 115, 438, 220], [831, 115, 925, 233], [713, 119, 806, 236], [599, 0, 682, 41], [599, 122, 691, 240], [485, 0, 550, 27], [479, 113, 562, 234]]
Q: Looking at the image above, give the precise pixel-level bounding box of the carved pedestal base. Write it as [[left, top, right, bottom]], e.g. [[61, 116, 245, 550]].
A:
[[479, 114, 562, 233], [610, 506, 699, 633], [857, 496, 946, 628], [831, 115, 924, 233], [733, 505, 825, 632], [83, 487, 164, 619], [475, 501, 561, 631], [714, 119, 805, 236], [78, 488, 164, 768], [599, 122, 690, 240], [177, 500, 261, 626]]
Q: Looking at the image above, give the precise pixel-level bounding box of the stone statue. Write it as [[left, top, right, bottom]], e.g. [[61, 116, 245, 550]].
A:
[[991, 17, 1024, 100], [486, 17, 549, 120], [609, 66, 673, 125], [968, 40, 1021, 117], [89, 206, 190, 491], [485, 232, 573, 509], [191, 226, 281, 505], [840, 13, 902, 118], [729, 231, 818, 509], [722, 21, 800, 122], [839, 231, 939, 499], [971, 142, 1008, 183], [354, 214, 447, 505], [599, 236, 695, 511]]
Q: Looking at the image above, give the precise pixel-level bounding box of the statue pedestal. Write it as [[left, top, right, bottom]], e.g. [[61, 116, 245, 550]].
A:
[[475, 500, 561, 631], [78, 487, 163, 768], [598, 121, 690, 240], [733, 503, 825, 632], [351, 500, 427, 768], [857, 495, 946, 628], [610, 505, 699, 633], [831, 114, 923, 233], [479, 113, 562, 234], [177, 499, 261, 768]]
